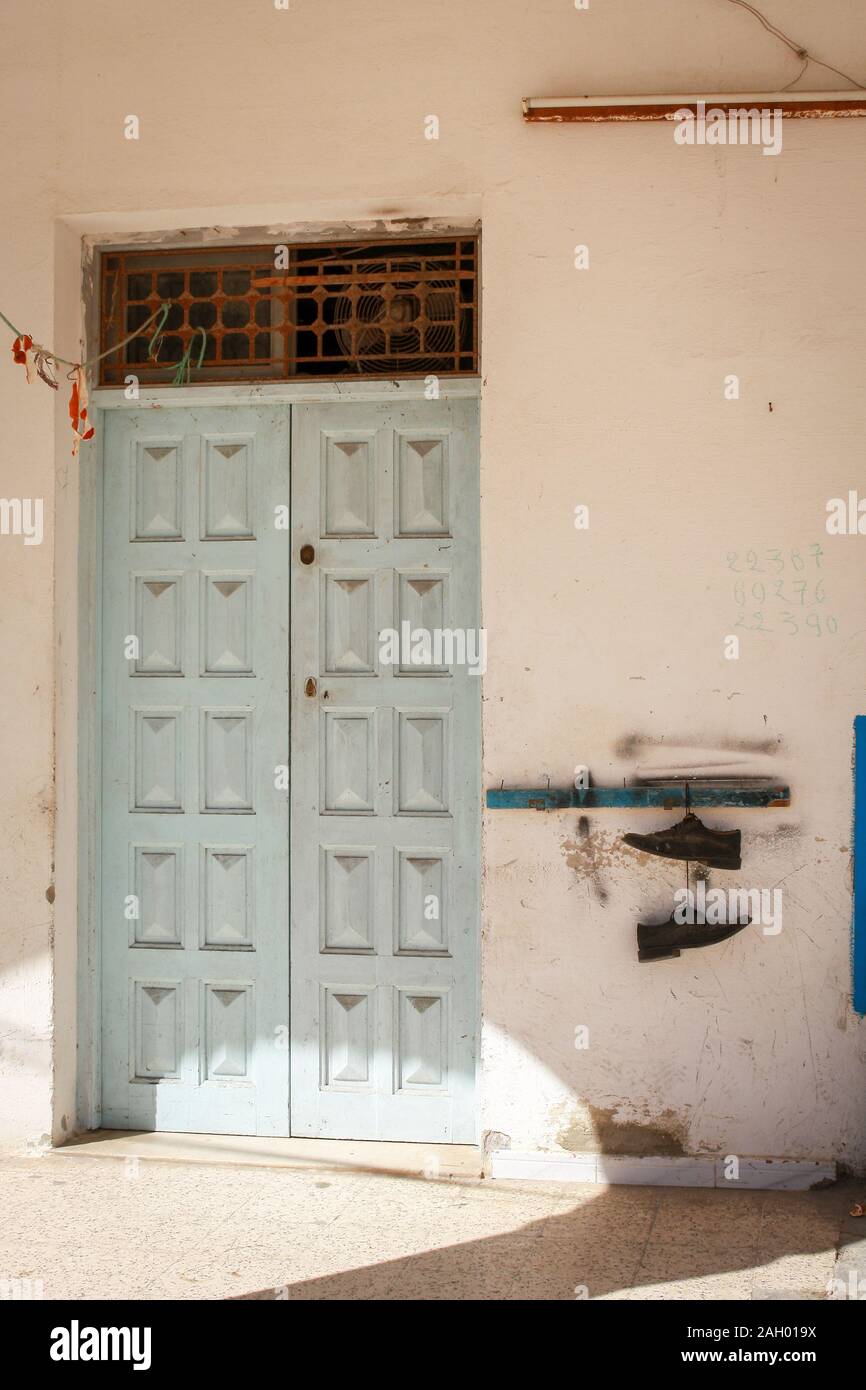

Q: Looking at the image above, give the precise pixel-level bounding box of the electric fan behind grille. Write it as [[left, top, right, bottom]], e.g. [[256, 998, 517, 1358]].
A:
[[331, 260, 459, 373]]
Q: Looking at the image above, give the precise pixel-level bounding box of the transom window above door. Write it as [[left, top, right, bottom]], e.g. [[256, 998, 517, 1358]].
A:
[[99, 237, 479, 386]]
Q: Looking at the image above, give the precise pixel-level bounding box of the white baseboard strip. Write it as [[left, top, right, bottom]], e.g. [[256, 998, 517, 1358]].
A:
[[489, 1150, 836, 1190]]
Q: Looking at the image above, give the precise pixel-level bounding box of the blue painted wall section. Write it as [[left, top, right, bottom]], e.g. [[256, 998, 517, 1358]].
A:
[[854, 717, 866, 1015]]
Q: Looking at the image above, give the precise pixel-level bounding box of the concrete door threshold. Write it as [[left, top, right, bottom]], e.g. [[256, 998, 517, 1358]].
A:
[[55, 1130, 484, 1179]]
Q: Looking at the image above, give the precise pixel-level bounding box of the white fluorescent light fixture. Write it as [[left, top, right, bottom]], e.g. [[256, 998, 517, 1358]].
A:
[[523, 92, 866, 122]]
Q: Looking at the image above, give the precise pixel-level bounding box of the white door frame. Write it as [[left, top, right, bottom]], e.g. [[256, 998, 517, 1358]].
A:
[[73, 376, 481, 1135]]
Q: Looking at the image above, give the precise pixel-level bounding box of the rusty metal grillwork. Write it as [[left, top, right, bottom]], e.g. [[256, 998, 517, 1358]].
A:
[[99, 238, 478, 385]]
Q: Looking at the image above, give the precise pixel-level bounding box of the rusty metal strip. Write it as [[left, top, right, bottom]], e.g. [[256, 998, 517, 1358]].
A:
[[523, 96, 866, 122]]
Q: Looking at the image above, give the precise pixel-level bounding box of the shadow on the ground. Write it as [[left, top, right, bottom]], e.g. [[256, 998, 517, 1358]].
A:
[[227, 1177, 860, 1302]]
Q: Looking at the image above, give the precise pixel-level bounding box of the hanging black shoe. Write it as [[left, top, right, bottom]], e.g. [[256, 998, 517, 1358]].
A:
[[622, 812, 741, 870], [636, 913, 750, 962]]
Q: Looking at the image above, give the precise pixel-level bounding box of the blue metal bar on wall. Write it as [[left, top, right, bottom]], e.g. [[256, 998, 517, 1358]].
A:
[[486, 785, 790, 810], [854, 718, 866, 1014]]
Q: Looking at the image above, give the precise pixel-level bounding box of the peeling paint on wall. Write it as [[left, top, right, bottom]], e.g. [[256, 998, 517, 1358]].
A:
[[555, 1102, 689, 1157]]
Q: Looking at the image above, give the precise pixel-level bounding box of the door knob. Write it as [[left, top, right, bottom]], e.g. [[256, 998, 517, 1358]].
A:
[[304, 677, 317, 697], [300, 544, 315, 565]]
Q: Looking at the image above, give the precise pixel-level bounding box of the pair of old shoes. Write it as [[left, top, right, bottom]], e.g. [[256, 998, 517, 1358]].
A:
[[622, 813, 748, 962]]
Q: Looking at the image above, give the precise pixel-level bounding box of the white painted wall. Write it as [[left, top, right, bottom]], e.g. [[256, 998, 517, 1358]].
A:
[[0, 0, 864, 1166]]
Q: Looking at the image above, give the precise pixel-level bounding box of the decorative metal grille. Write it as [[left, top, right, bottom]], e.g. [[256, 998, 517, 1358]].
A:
[[99, 237, 478, 385]]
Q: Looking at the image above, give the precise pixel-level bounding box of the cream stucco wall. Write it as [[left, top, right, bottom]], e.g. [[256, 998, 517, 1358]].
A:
[[1, 0, 865, 1166]]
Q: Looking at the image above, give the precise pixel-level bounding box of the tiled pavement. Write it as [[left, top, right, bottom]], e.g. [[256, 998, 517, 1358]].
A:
[[0, 1148, 860, 1301]]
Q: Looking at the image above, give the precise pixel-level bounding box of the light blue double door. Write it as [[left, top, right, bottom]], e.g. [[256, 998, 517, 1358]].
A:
[[100, 399, 480, 1141]]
